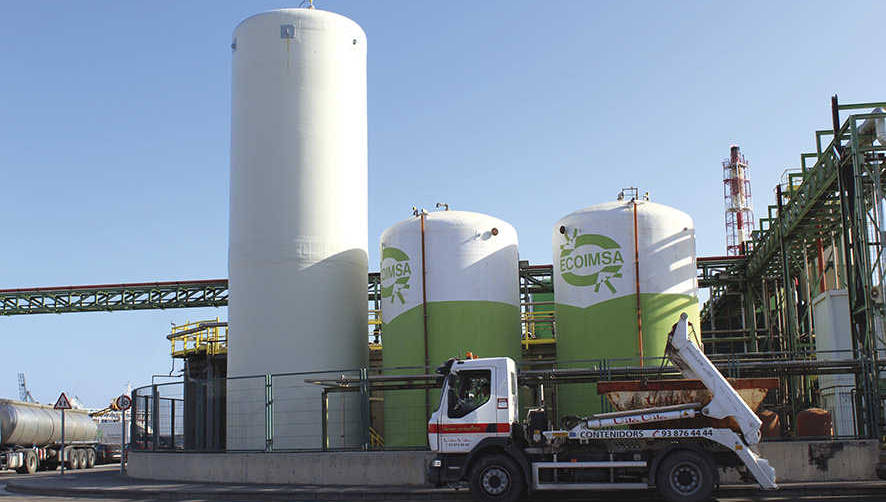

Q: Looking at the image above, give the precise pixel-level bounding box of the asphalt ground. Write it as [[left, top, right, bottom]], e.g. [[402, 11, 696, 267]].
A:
[[1, 465, 885, 502]]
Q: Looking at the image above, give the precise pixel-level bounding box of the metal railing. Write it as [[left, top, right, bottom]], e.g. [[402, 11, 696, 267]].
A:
[[169, 318, 227, 358], [131, 348, 884, 452]]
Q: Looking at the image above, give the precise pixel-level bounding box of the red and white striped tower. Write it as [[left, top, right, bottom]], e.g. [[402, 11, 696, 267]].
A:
[[723, 145, 754, 256]]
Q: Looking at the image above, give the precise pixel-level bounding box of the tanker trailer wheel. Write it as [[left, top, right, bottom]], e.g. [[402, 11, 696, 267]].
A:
[[655, 449, 715, 502], [78, 450, 88, 470], [15, 450, 37, 474], [24, 450, 37, 474], [86, 449, 96, 468], [68, 449, 80, 470], [469, 454, 525, 502]]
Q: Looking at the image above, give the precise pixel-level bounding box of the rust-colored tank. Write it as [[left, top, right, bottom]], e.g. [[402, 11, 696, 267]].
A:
[[797, 408, 833, 437], [757, 409, 781, 439]]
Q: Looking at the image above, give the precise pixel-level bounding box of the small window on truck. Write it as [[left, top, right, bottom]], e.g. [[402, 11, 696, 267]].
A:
[[447, 370, 491, 419]]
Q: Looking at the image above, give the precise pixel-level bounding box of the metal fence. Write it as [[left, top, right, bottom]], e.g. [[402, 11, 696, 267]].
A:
[[132, 365, 432, 452], [131, 348, 884, 452], [132, 382, 184, 451]]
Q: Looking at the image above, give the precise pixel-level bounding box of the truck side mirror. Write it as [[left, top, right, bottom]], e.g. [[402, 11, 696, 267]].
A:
[[436, 358, 457, 375]]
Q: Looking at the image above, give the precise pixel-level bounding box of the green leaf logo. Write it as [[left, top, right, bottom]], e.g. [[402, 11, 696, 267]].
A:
[[380, 246, 412, 305], [559, 230, 624, 292]]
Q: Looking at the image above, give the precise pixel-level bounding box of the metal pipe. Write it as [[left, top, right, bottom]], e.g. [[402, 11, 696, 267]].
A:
[[632, 200, 643, 364], [151, 385, 160, 451], [830, 230, 841, 288], [321, 390, 328, 451], [761, 279, 772, 349], [776, 184, 796, 354], [802, 238, 814, 339], [703, 328, 769, 335], [816, 238, 826, 294], [703, 336, 755, 343], [746, 282, 759, 352], [308, 356, 883, 390], [120, 409, 126, 473], [419, 211, 431, 422], [170, 399, 175, 451], [60, 409, 65, 476]]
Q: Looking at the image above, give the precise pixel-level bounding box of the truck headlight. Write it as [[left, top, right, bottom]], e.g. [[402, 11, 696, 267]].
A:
[[431, 459, 442, 468]]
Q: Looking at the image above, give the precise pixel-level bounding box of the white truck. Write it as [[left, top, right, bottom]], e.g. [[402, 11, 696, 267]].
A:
[[427, 313, 777, 502]]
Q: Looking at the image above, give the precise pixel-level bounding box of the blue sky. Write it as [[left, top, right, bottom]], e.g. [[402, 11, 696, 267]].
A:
[[1, 1, 883, 406]]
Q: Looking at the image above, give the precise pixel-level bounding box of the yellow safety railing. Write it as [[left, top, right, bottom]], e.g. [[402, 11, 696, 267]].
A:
[[369, 426, 384, 447], [369, 308, 382, 326], [169, 318, 228, 358], [521, 302, 556, 349], [368, 308, 383, 348]]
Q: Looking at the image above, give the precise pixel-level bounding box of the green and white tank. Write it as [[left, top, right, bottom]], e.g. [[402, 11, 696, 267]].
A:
[[380, 210, 521, 446], [552, 200, 700, 418]]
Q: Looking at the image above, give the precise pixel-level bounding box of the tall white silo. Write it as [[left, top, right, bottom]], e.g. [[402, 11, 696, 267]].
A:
[[227, 8, 368, 450]]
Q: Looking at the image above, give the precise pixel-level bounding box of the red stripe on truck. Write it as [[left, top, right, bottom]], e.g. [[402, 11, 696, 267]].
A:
[[428, 423, 510, 434]]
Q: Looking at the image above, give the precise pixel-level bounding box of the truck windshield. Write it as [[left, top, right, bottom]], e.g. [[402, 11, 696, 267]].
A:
[[447, 369, 491, 419]]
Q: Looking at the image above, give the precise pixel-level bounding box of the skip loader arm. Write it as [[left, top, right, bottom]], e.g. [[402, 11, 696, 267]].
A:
[[666, 313, 762, 445], [665, 313, 777, 489]]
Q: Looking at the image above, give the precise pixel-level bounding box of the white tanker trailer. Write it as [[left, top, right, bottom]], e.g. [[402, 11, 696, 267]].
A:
[[0, 399, 98, 474]]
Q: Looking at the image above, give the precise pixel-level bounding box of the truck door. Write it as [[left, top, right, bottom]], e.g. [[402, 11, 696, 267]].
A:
[[428, 379, 445, 452], [496, 364, 517, 428], [438, 368, 504, 453]]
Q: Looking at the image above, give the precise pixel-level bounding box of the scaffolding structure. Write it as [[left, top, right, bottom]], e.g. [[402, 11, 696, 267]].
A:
[[724, 145, 755, 256]]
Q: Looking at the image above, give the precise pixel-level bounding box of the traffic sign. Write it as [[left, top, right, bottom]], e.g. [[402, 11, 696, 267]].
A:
[[53, 392, 72, 410], [115, 394, 131, 411]]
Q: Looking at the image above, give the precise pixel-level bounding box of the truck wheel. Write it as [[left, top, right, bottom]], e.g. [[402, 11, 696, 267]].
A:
[[78, 450, 88, 470], [15, 454, 26, 474], [655, 450, 715, 502], [68, 450, 80, 470], [86, 449, 96, 468], [470, 454, 525, 502], [24, 450, 37, 474]]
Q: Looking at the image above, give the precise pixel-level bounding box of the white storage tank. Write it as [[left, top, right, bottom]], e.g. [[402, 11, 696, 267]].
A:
[[812, 289, 856, 436], [380, 209, 521, 446], [227, 8, 368, 450], [552, 197, 700, 417]]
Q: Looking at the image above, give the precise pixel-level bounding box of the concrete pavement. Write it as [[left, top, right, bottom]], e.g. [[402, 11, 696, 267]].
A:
[[4, 466, 886, 502], [6, 466, 467, 501]]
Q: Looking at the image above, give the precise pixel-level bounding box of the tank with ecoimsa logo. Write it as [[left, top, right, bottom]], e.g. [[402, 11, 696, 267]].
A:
[[380, 209, 521, 446], [552, 195, 700, 418], [0, 399, 97, 447]]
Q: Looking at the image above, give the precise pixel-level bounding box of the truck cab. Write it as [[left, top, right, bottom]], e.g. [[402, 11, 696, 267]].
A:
[[428, 356, 517, 454]]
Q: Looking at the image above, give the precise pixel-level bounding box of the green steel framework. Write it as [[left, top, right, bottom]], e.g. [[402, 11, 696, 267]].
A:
[[0, 268, 554, 316], [0, 280, 228, 315], [704, 98, 886, 439]]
